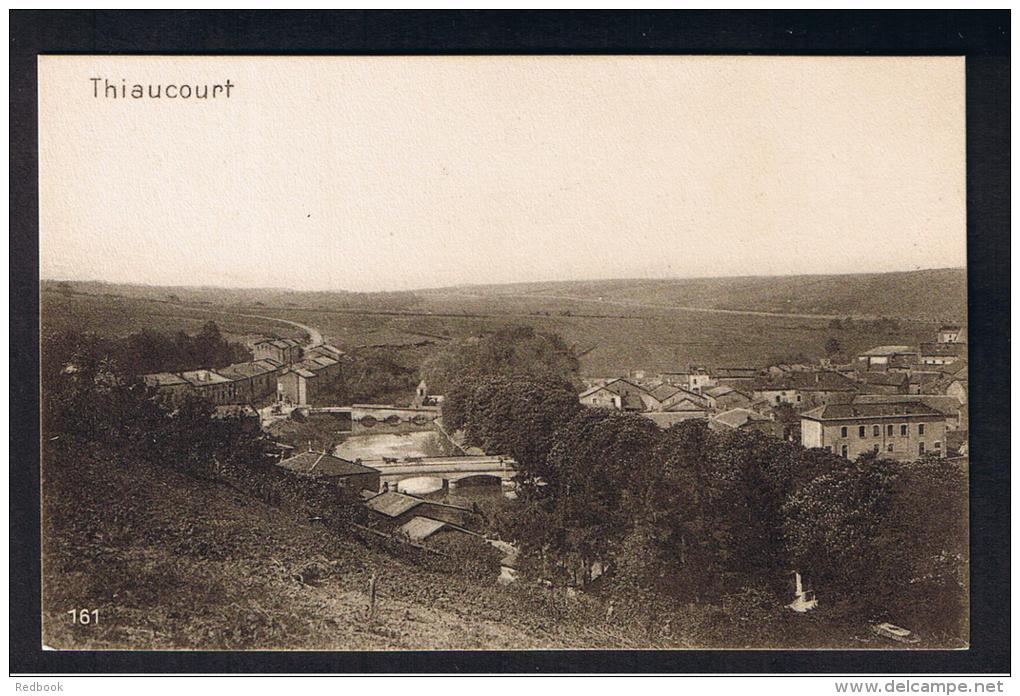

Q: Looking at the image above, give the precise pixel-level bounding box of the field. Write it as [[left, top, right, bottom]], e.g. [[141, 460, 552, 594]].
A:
[[440, 268, 968, 323], [41, 275, 953, 378], [41, 290, 306, 344]]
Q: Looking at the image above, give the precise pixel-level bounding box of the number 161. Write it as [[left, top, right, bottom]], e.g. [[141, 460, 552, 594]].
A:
[[68, 609, 99, 625]]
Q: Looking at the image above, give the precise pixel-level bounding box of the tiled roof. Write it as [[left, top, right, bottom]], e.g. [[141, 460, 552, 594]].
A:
[[753, 371, 858, 392], [851, 394, 963, 416], [277, 451, 379, 478], [397, 516, 449, 542], [143, 372, 188, 387], [801, 401, 942, 420], [648, 384, 683, 401], [705, 385, 745, 398], [920, 342, 968, 357], [713, 367, 758, 379], [664, 397, 708, 413], [861, 371, 909, 386], [712, 408, 770, 429], [364, 491, 425, 518]]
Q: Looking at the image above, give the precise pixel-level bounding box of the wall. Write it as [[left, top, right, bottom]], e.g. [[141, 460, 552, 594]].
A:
[[800, 419, 823, 448], [820, 417, 946, 460]]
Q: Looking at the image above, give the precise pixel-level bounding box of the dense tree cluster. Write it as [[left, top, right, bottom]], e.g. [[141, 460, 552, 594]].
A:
[[440, 329, 968, 641], [42, 336, 271, 482], [42, 321, 251, 380], [420, 325, 580, 394]]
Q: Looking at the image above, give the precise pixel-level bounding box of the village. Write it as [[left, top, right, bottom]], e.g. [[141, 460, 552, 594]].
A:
[[136, 318, 969, 594]]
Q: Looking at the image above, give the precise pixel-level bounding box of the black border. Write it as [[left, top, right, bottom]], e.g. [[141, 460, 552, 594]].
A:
[[10, 10, 1010, 675]]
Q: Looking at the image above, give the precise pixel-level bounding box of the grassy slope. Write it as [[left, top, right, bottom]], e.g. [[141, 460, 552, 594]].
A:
[[41, 291, 304, 343], [42, 268, 965, 384], [43, 440, 891, 650], [433, 268, 967, 323], [40, 442, 640, 650]]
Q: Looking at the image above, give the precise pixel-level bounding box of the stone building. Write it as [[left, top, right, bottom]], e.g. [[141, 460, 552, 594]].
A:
[[277, 355, 342, 406], [800, 401, 947, 461], [253, 338, 303, 365]]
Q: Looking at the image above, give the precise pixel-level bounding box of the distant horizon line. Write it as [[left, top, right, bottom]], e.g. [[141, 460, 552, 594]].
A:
[[40, 266, 967, 295]]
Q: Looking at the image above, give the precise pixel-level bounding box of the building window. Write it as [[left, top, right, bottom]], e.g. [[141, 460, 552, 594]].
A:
[[858, 426, 866, 438], [900, 424, 908, 436], [887, 443, 894, 452], [840, 444, 848, 458], [918, 423, 926, 436], [873, 425, 880, 437], [887, 424, 894, 436], [873, 444, 879, 453], [840, 426, 848, 438], [934, 441, 942, 451], [918, 442, 926, 456]]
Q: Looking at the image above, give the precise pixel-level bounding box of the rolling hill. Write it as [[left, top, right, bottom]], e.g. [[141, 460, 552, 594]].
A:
[[426, 268, 967, 323]]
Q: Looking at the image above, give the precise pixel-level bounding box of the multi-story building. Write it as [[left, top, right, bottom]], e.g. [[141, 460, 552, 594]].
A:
[[141, 372, 191, 406], [751, 370, 858, 409], [659, 366, 715, 394], [277, 355, 343, 406], [919, 342, 968, 366], [177, 368, 235, 405], [252, 338, 303, 365], [936, 325, 966, 344], [215, 358, 284, 403], [800, 402, 947, 461]]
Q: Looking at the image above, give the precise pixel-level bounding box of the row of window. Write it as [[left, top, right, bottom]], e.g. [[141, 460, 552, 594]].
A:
[[839, 423, 926, 439], [830, 441, 941, 458]]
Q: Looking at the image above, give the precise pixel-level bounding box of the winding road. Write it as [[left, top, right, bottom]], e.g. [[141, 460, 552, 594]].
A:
[[166, 302, 324, 348]]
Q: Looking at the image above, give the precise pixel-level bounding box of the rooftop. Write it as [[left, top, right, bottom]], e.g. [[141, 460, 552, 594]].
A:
[[712, 408, 770, 429], [713, 367, 758, 379], [178, 369, 231, 386], [920, 342, 968, 357], [753, 370, 858, 392], [142, 372, 188, 387], [851, 394, 964, 416], [801, 402, 942, 421], [397, 516, 449, 542], [860, 371, 909, 386], [364, 491, 426, 518]]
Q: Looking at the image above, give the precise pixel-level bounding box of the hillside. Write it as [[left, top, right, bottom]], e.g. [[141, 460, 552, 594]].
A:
[[428, 268, 967, 323], [41, 440, 627, 650], [41, 269, 965, 381], [43, 437, 891, 650]]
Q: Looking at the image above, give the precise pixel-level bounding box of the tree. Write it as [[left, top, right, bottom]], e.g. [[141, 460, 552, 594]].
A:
[[458, 374, 582, 486], [783, 457, 899, 609], [420, 325, 579, 393], [824, 336, 842, 358]]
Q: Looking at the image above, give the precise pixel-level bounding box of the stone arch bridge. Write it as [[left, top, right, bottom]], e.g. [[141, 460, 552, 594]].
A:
[[363, 455, 517, 490]]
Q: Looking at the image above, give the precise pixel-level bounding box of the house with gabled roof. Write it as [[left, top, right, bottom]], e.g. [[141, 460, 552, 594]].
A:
[[253, 337, 303, 365], [276, 449, 380, 492], [277, 355, 343, 406]]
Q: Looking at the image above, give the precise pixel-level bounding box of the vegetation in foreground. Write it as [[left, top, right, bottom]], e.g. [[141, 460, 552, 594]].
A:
[[41, 320, 967, 649]]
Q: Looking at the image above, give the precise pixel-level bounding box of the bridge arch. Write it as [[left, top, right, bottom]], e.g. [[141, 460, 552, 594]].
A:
[[448, 473, 503, 486]]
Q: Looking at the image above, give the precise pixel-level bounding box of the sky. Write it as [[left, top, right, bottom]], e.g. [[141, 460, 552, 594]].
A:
[[39, 56, 966, 292]]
